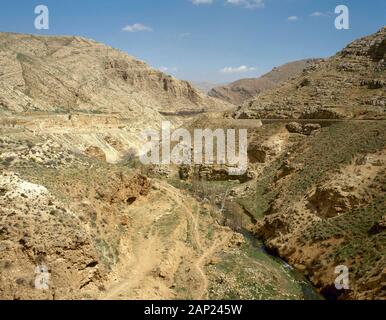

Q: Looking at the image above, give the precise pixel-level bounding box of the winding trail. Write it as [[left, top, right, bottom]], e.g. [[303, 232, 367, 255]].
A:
[[163, 184, 232, 300], [101, 182, 232, 300], [101, 227, 159, 300], [194, 235, 232, 299]]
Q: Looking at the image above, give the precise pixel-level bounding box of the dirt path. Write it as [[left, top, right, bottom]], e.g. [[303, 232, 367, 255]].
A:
[[159, 184, 231, 300], [194, 234, 232, 299], [101, 230, 159, 300], [101, 182, 231, 300]]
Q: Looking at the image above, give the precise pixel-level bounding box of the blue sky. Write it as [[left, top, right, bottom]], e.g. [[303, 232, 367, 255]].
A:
[[0, 0, 385, 82]]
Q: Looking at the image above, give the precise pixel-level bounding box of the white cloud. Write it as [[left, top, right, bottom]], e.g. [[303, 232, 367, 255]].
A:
[[310, 11, 323, 17], [287, 16, 298, 21], [226, 0, 265, 9], [191, 0, 213, 5], [220, 65, 256, 74], [310, 11, 331, 17], [122, 23, 153, 32], [191, 0, 265, 8]]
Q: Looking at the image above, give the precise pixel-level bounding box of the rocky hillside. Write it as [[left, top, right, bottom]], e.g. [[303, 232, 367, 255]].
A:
[[0, 32, 233, 163], [224, 27, 386, 300], [0, 129, 317, 300], [0, 33, 316, 301], [0, 32, 230, 118], [247, 120, 386, 300], [209, 59, 319, 105], [233, 27, 386, 120]]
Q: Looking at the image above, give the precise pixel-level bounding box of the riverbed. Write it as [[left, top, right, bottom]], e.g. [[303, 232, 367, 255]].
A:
[[241, 229, 324, 300]]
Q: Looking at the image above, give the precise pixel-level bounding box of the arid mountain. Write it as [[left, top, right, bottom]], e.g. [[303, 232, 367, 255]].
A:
[[189, 81, 227, 94], [233, 27, 386, 120], [0, 32, 232, 161], [209, 59, 320, 105], [227, 27, 386, 300], [0, 32, 231, 118]]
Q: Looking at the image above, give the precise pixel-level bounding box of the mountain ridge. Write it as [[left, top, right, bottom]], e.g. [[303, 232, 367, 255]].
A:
[[233, 26, 386, 120], [0, 32, 231, 118], [209, 59, 321, 105]]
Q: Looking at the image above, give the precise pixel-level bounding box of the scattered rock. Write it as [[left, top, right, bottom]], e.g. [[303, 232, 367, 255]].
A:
[[286, 122, 321, 135]]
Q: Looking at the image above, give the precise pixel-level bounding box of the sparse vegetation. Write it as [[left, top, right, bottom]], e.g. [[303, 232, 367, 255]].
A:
[[1, 27, 385, 301], [253, 122, 386, 218]]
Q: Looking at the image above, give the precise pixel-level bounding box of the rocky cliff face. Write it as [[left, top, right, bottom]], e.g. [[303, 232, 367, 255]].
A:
[[209, 59, 320, 105], [0, 33, 230, 117], [233, 27, 386, 120]]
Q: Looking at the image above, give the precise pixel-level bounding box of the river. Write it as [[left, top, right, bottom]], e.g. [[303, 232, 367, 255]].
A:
[[241, 229, 324, 300]]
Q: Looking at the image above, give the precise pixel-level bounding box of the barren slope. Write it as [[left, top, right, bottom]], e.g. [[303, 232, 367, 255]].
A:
[[0, 32, 231, 118], [209, 59, 320, 105], [233, 27, 386, 119]]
